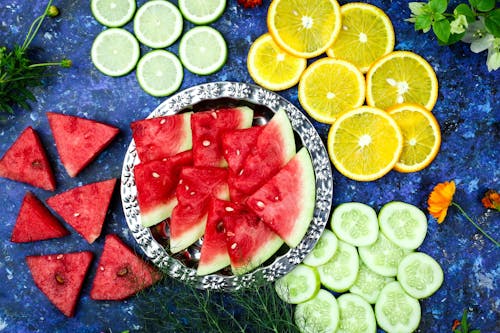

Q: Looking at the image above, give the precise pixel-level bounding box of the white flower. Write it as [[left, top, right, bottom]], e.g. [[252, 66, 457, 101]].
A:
[[486, 38, 500, 72], [462, 17, 499, 71], [450, 15, 468, 35]]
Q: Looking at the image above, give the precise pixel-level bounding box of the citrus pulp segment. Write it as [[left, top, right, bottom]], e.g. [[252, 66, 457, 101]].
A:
[[327, 106, 403, 181], [178, 0, 226, 25], [91, 28, 140, 77], [179, 26, 227, 75], [326, 2, 395, 73], [388, 103, 442, 172], [247, 33, 307, 91], [90, 0, 136, 28], [366, 51, 439, 111], [136, 50, 184, 97], [298, 58, 365, 124], [267, 0, 342, 58], [133, 0, 183, 49]]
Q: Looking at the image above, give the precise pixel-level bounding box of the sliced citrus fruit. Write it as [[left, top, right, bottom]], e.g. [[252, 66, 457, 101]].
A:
[[178, 0, 226, 25], [387, 103, 441, 173], [247, 33, 307, 91], [133, 0, 183, 49], [298, 58, 365, 124], [366, 51, 439, 111], [136, 50, 184, 97], [326, 2, 395, 73], [327, 106, 403, 181], [91, 0, 136, 28], [267, 0, 342, 58]]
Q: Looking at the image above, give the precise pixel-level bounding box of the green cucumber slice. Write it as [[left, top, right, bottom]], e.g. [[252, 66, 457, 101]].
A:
[[378, 201, 428, 250], [358, 233, 411, 277], [397, 252, 444, 299], [317, 240, 359, 292], [90, 0, 136, 28], [303, 229, 338, 267], [275, 264, 320, 304], [294, 289, 339, 333], [178, 0, 226, 25], [375, 281, 421, 333], [349, 263, 394, 304], [331, 202, 379, 247], [337, 293, 376, 333]]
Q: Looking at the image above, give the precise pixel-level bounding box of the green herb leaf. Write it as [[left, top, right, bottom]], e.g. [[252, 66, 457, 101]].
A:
[[485, 9, 500, 37], [430, 0, 449, 14], [433, 18, 452, 42], [416, 14, 433, 31], [461, 309, 469, 331], [454, 4, 476, 22], [474, 0, 495, 12]]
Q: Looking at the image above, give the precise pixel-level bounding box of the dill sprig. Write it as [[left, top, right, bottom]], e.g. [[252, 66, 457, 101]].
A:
[[0, 0, 71, 114], [136, 277, 299, 333]]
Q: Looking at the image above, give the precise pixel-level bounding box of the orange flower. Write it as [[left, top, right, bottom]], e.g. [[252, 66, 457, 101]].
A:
[[427, 181, 456, 223], [482, 189, 500, 211]]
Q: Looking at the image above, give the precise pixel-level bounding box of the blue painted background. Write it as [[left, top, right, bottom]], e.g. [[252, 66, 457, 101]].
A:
[[0, 0, 498, 332]]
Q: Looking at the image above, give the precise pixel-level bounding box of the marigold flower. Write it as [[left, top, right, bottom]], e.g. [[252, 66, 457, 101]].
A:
[[482, 189, 500, 211], [427, 181, 456, 223], [451, 319, 461, 331]]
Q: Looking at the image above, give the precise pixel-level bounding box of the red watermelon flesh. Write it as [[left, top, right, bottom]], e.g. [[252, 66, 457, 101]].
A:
[[0, 127, 56, 191], [191, 106, 253, 167], [47, 112, 120, 177], [222, 126, 262, 174], [134, 150, 193, 227], [131, 112, 192, 163], [222, 201, 284, 275], [246, 148, 316, 248], [169, 167, 228, 253], [11, 192, 69, 243], [46, 178, 116, 243], [26, 251, 93, 317], [90, 234, 161, 301], [228, 109, 296, 202], [197, 197, 232, 276]]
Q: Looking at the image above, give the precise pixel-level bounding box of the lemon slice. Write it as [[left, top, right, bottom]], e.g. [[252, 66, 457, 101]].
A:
[[91, 0, 136, 28], [178, 0, 226, 25], [247, 33, 307, 91], [133, 0, 183, 49], [267, 0, 342, 58], [387, 103, 441, 173], [327, 106, 403, 181], [136, 50, 184, 97], [366, 51, 439, 111], [326, 3, 395, 73], [298, 58, 365, 124]]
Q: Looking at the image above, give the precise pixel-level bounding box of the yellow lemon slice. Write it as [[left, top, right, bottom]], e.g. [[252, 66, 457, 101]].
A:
[[327, 106, 403, 181], [267, 0, 341, 58], [247, 33, 307, 91], [298, 58, 365, 124], [366, 51, 439, 111], [387, 103, 441, 173], [326, 2, 395, 73]]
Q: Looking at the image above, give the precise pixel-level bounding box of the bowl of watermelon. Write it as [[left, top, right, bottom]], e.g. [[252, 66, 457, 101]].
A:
[[121, 82, 333, 290]]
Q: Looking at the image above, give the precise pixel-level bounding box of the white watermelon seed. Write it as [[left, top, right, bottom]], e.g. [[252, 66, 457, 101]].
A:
[[160, 119, 166, 125], [211, 112, 218, 119], [236, 149, 240, 156], [73, 212, 80, 217], [256, 201, 265, 208], [56, 254, 64, 260], [152, 172, 160, 178], [225, 206, 234, 212], [230, 243, 237, 249], [190, 191, 196, 196], [202, 140, 211, 147], [227, 231, 235, 237]]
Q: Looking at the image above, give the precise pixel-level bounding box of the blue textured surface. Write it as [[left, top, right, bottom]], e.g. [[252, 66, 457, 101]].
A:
[[0, 0, 499, 332]]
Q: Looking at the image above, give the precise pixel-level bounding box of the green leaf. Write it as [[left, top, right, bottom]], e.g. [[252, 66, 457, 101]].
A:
[[430, 0, 449, 14], [461, 309, 469, 332], [433, 19, 451, 42], [475, 0, 495, 12], [439, 32, 465, 45], [454, 4, 476, 21], [485, 9, 500, 37], [470, 330, 481, 333], [416, 14, 433, 31]]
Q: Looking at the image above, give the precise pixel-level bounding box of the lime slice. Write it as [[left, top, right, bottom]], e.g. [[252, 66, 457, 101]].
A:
[[133, 0, 183, 49], [136, 50, 184, 97], [179, 26, 227, 75], [90, 0, 136, 27], [178, 0, 226, 25], [91, 28, 140, 77]]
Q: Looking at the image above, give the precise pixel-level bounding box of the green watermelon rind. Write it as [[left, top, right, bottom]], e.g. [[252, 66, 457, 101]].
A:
[[236, 106, 254, 128], [232, 235, 284, 276], [267, 108, 296, 166], [140, 197, 177, 228], [170, 213, 208, 254], [197, 251, 230, 276]]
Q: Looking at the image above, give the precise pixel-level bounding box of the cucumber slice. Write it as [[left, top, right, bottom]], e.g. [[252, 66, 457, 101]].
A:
[[375, 281, 421, 333], [90, 0, 136, 28], [294, 289, 339, 333], [337, 293, 376, 333], [349, 263, 394, 304], [275, 264, 320, 304], [179, 26, 227, 75], [303, 229, 338, 267], [317, 240, 359, 292], [397, 252, 444, 299], [136, 50, 183, 97], [358, 233, 411, 277], [331, 202, 379, 247], [178, 0, 226, 25], [378, 201, 428, 250]]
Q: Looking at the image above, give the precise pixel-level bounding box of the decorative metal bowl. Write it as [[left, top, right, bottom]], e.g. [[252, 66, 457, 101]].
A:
[[121, 82, 333, 291]]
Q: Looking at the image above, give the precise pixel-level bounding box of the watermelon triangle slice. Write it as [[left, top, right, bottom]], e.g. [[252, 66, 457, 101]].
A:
[[222, 201, 284, 275], [46, 178, 116, 243], [131, 112, 192, 163], [134, 150, 193, 227], [47, 112, 120, 177], [11, 192, 69, 243], [0, 127, 56, 191], [90, 234, 161, 301], [246, 148, 316, 248], [26, 251, 93, 317], [191, 106, 254, 167]]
